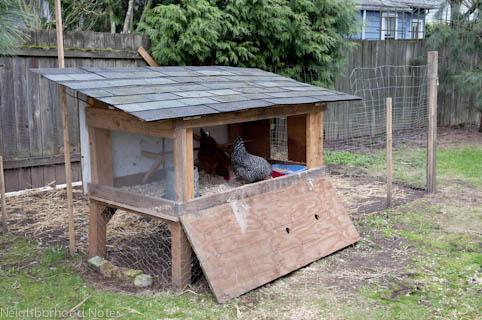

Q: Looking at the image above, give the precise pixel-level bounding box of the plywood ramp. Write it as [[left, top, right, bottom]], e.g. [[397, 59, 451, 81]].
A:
[[181, 176, 360, 303]]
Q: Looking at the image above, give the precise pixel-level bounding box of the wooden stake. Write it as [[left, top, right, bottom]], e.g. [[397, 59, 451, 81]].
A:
[[55, 0, 75, 256], [427, 51, 438, 193], [386, 98, 392, 208], [0, 156, 8, 233], [137, 47, 159, 67]]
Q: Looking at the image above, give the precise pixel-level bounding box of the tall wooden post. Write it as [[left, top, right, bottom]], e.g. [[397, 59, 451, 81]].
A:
[[169, 128, 194, 288], [54, 0, 75, 256], [0, 156, 7, 233], [427, 51, 438, 193], [386, 98, 393, 207]]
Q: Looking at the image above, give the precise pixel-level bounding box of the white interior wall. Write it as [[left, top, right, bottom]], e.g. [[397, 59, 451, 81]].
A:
[[78, 99, 229, 194]]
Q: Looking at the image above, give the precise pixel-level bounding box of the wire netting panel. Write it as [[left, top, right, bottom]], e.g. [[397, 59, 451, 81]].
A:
[[270, 64, 430, 189], [106, 214, 203, 288]]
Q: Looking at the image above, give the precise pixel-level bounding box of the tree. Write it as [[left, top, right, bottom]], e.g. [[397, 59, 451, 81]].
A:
[[428, 0, 482, 131], [140, 0, 360, 87], [0, 0, 30, 53]]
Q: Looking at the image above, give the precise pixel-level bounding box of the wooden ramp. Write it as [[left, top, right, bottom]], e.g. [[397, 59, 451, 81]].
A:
[[180, 176, 360, 303]]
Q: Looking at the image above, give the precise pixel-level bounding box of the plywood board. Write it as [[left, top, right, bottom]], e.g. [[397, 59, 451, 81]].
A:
[[181, 176, 360, 303]]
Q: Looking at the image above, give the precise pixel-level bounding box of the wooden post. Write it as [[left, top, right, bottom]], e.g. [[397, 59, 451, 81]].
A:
[[427, 51, 438, 193], [170, 128, 194, 288], [88, 200, 115, 258], [87, 126, 115, 258], [54, 0, 75, 256], [306, 109, 324, 169], [386, 98, 393, 207], [0, 156, 7, 233]]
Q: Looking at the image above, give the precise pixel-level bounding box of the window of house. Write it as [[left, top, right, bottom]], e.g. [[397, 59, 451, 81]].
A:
[[381, 13, 397, 40], [411, 19, 423, 39]]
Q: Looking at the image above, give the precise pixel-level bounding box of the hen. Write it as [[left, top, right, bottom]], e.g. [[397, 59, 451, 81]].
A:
[[197, 129, 230, 181], [231, 136, 272, 183]]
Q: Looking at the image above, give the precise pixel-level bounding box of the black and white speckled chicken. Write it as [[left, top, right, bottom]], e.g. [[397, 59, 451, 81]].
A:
[[231, 136, 272, 183]]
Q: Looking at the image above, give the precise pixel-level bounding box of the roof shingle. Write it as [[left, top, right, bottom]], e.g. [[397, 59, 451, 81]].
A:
[[32, 66, 359, 122]]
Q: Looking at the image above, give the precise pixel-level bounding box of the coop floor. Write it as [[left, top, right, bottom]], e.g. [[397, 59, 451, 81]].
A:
[[1, 125, 481, 319], [120, 169, 247, 200]]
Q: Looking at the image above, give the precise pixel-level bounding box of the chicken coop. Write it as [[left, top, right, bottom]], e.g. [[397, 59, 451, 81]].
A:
[[34, 66, 361, 303]]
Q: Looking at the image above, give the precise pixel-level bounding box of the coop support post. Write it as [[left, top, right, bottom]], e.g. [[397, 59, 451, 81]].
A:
[[88, 200, 116, 258], [306, 109, 324, 169], [87, 125, 115, 258], [427, 51, 438, 193], [0, 156, 7, 233], [386, 98, 393, 207], [171, 128, 194, 288]]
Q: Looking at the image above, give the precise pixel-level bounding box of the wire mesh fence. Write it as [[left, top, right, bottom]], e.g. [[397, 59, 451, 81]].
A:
[[106, 215, 204, 289], [271, 63, 430, 189]]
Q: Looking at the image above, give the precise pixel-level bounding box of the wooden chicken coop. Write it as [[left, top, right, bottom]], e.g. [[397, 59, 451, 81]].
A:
[[34, 66, 361, 303]]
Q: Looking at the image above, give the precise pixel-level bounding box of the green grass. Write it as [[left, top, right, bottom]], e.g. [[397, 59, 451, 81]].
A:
[[0, 236, 235, 319], [437, 147, 482, 186], [324, 150, 380, 167], [0, 145, 481, 319], [328, 145, 482, 188]]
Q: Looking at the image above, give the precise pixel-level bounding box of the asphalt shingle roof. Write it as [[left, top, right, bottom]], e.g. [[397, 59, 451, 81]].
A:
[[32, 66, 360, 122]]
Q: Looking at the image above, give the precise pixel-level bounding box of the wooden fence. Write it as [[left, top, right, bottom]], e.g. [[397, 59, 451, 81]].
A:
[[329, 40, 480, 137], [0, 30, 149, 192], [1, 35, 479, 192]]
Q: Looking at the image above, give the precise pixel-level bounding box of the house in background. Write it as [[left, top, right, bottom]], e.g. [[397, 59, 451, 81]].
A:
[[350, 0, 440, 40]]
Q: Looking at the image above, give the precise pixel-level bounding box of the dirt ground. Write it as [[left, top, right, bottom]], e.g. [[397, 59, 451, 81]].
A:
[[2, 125, 481, 301]]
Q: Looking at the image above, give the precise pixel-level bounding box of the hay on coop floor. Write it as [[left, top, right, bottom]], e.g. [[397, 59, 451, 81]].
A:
[[120, 169, 247, 200]]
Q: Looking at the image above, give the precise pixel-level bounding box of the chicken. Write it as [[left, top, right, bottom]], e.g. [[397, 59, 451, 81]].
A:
[[231, 136, 272, 183], [197, 129, 230, 181]]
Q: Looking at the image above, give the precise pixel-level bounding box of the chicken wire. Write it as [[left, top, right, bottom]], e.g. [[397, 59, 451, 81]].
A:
[[271, 63, 430, 188], [106, 215, 204, 289]]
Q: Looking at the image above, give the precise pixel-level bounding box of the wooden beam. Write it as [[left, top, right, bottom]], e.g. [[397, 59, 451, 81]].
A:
[[168, 221, 192, 288], [87, 124, 115, 259], [12, 47, 142, 60], [427, 51, 438, 193], [184, 167, 327, 213], [171, 128, 194, 288], [86, 107, 174, 138], [0, 156, 7, 233], [306, 109, 324, 169], [386, 97, 393, 207], [3, 153, 81, 170], [176, 103, 327, 129], [88, 127, 114, 186], [88, 183, 180, 217], [137, 47, 159, 67], [54, 0, 75, 256], [173, 128, 195, 202], [88, 200, 116, 258], [89, 196, 179, 222]]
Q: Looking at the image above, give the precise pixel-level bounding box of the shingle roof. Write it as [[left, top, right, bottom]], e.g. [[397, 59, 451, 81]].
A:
[[32, 66, 359, 122], [352, 0, 440, 10]]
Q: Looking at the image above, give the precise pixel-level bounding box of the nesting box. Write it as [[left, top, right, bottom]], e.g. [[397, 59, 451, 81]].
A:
[[34, 66, 361, 303]]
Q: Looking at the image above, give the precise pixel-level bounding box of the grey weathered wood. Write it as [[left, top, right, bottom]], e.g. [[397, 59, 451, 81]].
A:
[[427, 51, 438, 193], [1, 31, 148, 191], [87, 183, 180, 218]]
